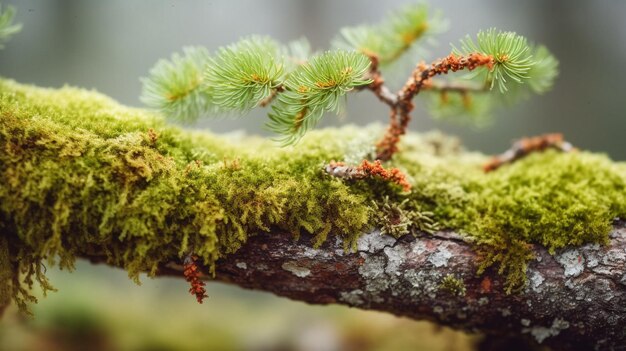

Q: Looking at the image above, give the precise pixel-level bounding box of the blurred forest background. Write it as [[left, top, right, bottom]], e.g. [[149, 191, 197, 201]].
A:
[[1, 1, 625, 350]]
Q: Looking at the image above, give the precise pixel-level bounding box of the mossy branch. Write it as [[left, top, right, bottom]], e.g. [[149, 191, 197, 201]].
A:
[[2, 79, 626, 351]]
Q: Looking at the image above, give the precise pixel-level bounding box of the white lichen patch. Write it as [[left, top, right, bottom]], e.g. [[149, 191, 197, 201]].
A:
[[529, 270, 545, 293], [358, 254, 390, 301], [524, 318, 570, 344], [556, 249, 585, 277], [301, 247, 319, 258], [521, 319, 531, 327], [404, 269, 440, 299], [602, 248, 626, 266], [411, 241, 428, 256], [282, 261, 311, 278], [340, 289, 364, 306], [586, 255, 599, 268], [359, 254, 386, 279], [564, 279, 577, 291], [597, 279, 615, 302], [236, 262, 247, 270], [302, 246, 329, 259], [334, 237, 344, 256], [501, 308, 512, 317], [428, 244, 452, 268], [582, 243, 601, 268], [384, 246, 409, 275], [356, 230, 396, 253], [433, 306, 444, 314], [478, 297, 489, 306]]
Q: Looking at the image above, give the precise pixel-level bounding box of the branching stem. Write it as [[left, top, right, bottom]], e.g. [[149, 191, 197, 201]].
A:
[[363, 53, 495, 161], [483, 133, 576, 172]]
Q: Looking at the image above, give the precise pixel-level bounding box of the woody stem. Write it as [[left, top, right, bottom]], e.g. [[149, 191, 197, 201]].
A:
[[369, 52, 494, 161]]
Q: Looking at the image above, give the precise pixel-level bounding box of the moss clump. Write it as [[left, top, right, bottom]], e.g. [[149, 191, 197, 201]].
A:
[[397, 138, 626, 292], [1, 78, 626, 311], [439, 274, 467, 297], [371, 196, 438, 237]]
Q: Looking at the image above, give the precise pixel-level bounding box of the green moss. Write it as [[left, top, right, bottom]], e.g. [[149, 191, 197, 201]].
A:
[[1, 78, 626, 311], [371, 196, 438, 237], [439, 274, 466, 297]]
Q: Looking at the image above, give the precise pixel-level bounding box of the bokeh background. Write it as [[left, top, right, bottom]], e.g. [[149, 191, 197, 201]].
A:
[[1, 1, 625, 350]]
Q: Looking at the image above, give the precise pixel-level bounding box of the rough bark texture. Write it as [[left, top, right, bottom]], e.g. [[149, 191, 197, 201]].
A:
[[121, 220, 626, 351]]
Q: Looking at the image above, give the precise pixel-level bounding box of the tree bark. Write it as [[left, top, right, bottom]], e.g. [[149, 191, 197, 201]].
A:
[[84, 220, 626, 351]]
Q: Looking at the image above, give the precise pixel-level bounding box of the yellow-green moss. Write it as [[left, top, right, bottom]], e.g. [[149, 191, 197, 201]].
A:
[[1, 78, 626, 311], [370, 196, 438, 237], [439, 274, 467, 297]]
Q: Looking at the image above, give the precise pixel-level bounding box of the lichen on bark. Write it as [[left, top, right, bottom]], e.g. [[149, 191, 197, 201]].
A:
[[1, 77, 626, 312]]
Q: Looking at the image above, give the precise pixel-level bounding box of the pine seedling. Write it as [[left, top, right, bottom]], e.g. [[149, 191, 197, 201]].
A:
[[141, 2, 558, 161]]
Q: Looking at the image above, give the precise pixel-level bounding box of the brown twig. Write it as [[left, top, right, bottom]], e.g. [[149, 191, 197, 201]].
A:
[[364, 53, 495, 161], [483, 133, 576, 172], [399, 53, 494, 102], [362, 54, 398, 108]]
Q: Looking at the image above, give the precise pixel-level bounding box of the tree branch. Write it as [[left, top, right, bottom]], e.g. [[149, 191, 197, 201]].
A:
[[84, 222, 626, 351], [3, 79, 625, 351]]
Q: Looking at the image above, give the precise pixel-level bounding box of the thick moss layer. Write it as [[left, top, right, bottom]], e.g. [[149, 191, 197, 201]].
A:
[[1, 78, 625, 311]]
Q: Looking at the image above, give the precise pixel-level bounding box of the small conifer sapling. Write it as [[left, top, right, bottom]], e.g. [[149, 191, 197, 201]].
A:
[[141, 3, 560, 165]]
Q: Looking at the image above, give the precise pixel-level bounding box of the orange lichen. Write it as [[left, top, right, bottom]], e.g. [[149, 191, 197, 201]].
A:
[[325, 159, 411, 191], [480, 277, 492, 294], [183, 255, 208, 304], [405, 53, 494, 98], [357, 160, 411, 192]]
